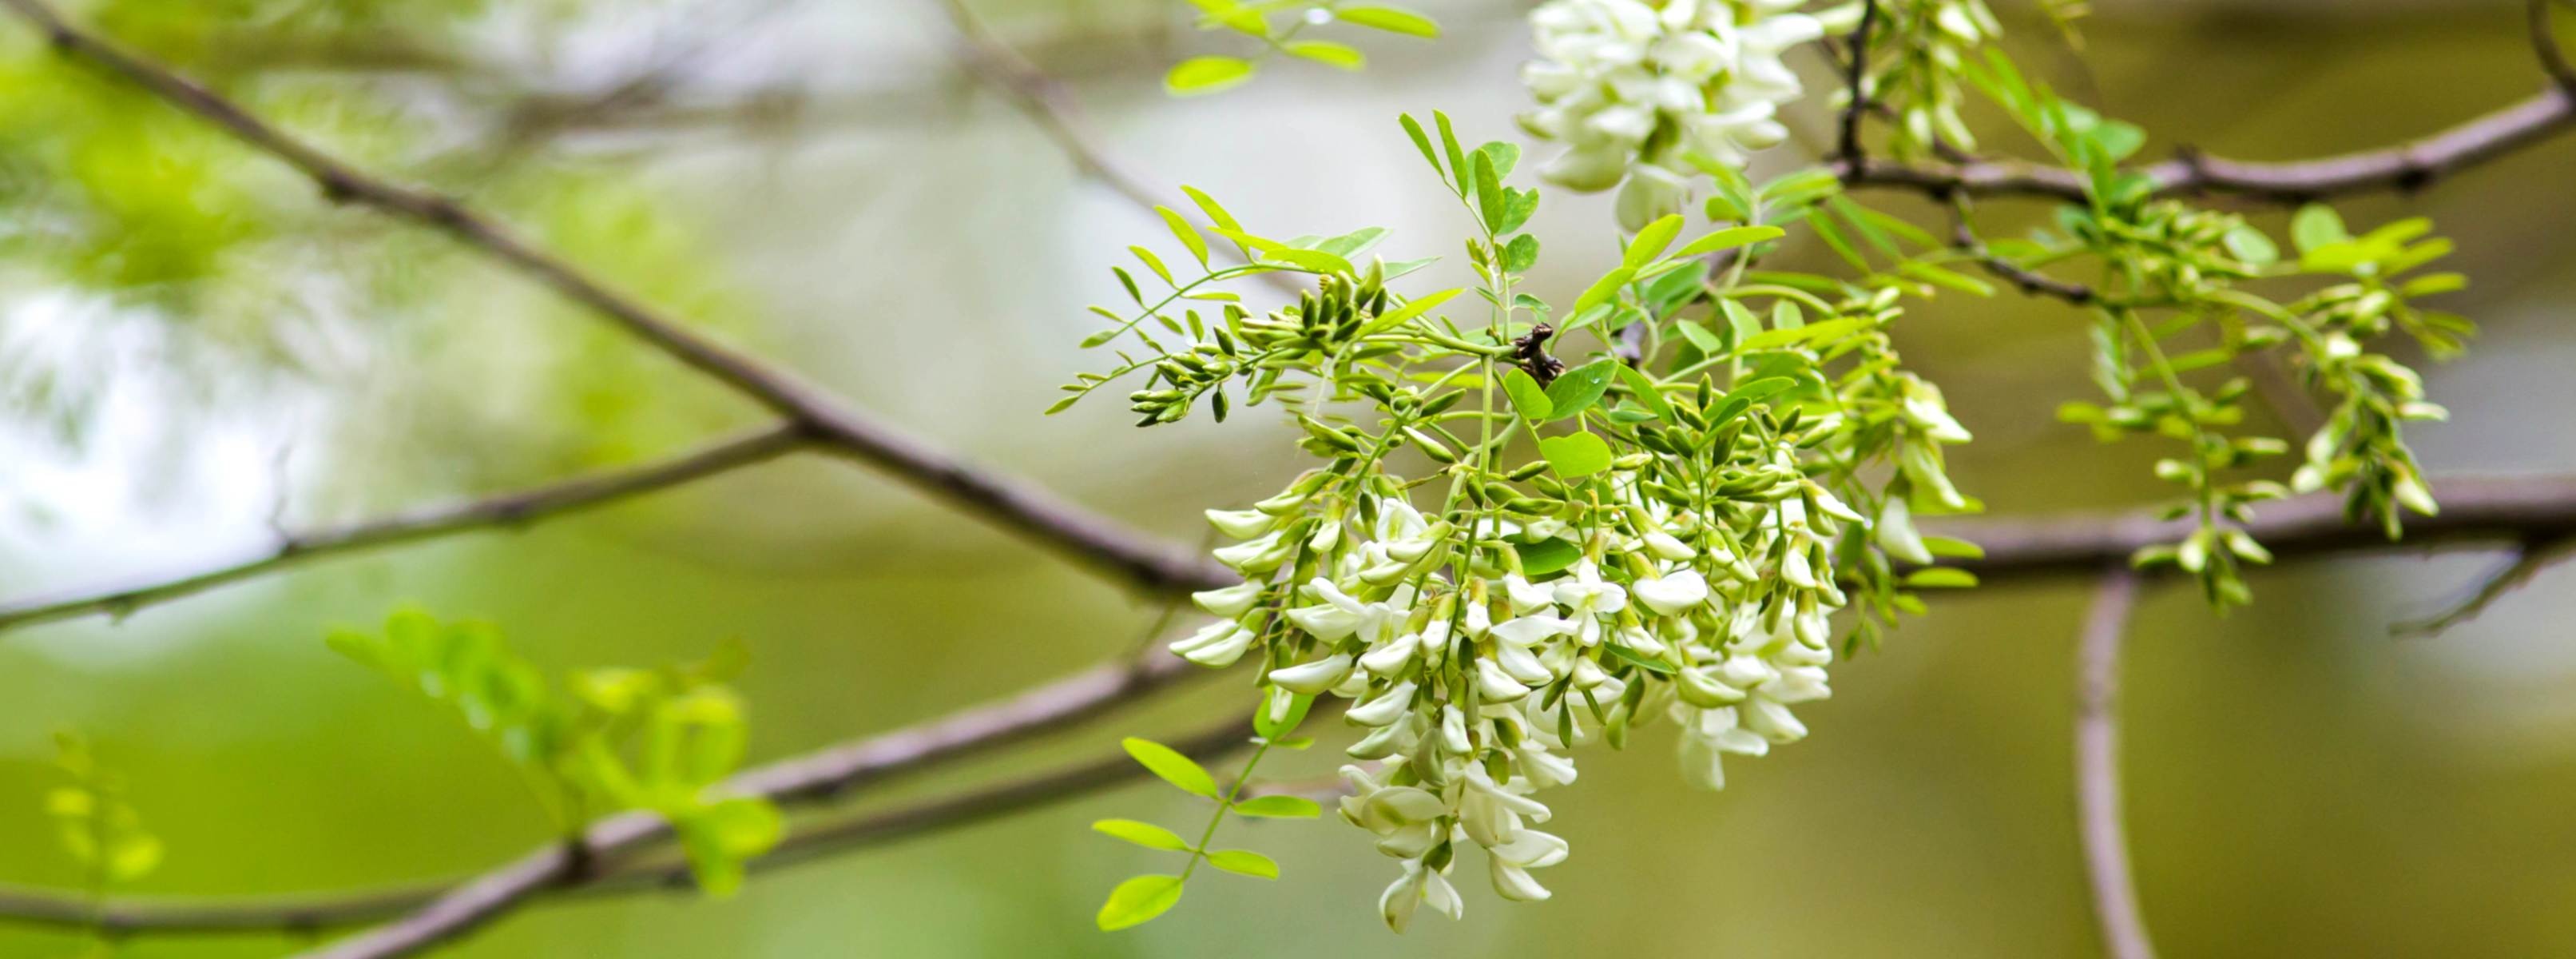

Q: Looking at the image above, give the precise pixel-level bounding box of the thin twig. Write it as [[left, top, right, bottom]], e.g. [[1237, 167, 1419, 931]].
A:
[[2074, 567, 2155, 959], [1946, 199, 2097, 304], [2534, 0, 2576, 96], [0, 650, 1214, 937], [1836, 0, 1879, 166], [931, 0, 1304, 295], [6, 473, 2576, 940], [0, 0, 1231, 601], [0, 425, 805, 633], [1931, 474, 2576, 582], [1839, 88, 2576, 203], [2388, 535, 2576, 638]]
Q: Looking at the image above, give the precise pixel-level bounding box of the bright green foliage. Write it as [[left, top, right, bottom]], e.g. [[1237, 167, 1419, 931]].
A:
[[1090, 702, 1318, 931], [1067, 112, 1996, 930], [46, 731, 163, 893], [327, 611, 780, 895], [1969, 54, 2468, 609], [1163, 1, 1439, 96]]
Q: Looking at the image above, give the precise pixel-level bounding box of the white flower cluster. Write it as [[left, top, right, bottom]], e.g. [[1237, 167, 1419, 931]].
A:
[[1517, 0, 1826, 230], [1173, 464, 1860, 931]]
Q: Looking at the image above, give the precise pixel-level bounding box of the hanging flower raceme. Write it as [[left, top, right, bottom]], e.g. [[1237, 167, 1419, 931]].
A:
[[1172, 448, 1869, 930], [1518, 0, 1826, 229], [1066, 121, 1984, 933]]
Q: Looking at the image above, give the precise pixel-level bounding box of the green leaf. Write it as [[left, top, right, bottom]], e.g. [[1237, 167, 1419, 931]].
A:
[[1164, 56, 1256, 95], [1542, 359, 1618, 420], [1623, 214, 1685, 268], [1334, 5, 1439, 37], [1502, 368, 1554, 423], [1433, 112, 1468, 198], [1206, 850, 1280, 879], [1572, 266, 1635, 316], [1363, 287, 1463, 335], [1674, 225, 1784, 258], [1094, 818, 1192, 850], [1539, 432, 1614, 478], [1232, 794, 1323, 818], [1903, 568, 1980, 588], [1265, 248, 1355, 275], [1473, 149, 1504, 231], [1721, 376, 1798, 408], [1673, 318, 1722, 354], [1514, 537, 1582, 576], [2290, 205, 2348, 255], [1122, 738, 1219, 798], [1156, 207, 1209, 268], [2223, 225, 2278, 268], [1477, 141, 1521, 179], [1920, 536, 1985, 559], [1738, 317, 1864, 352], [1283, 41, 1364, 70], [1181, 185, 1242, 237], [1097, 874, 1185, 930], [1499, 233, 1540, 274], [1613, 364, 1676, 422], [1252, 690, 1314, 740], [1895, 261, 1995, 296], [1397, 114, 1443, 177]]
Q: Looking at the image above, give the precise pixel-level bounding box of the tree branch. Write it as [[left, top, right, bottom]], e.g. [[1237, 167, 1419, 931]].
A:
[[0, 648, 1212, 941], [292, 670, 1237, 959], [1835, 0, 1879, 166], [8, 473, 2576, 940], [931, 0, 1306, 296], [1840, 88, 2575, 203], [2074, 567, 2156, 959], [0, 425, 805, 634], [0, 0, 1231, 601], [2534, 0, 2576, 97], [1936, 475, 2576, 583]]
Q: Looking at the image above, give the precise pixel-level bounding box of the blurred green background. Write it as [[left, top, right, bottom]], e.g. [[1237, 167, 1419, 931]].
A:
[[2, 0, 2574, 955]]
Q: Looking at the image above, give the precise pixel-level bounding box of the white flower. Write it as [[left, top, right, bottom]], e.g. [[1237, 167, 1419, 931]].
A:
[[1169, 620, 1255, 667], [1641, 530, 1696, 561], [1486, 829, 1570, 901], [1378, 858, 1464, 933], [1190, 581, 1262, 618], [1205, 507, 1276, 539], [1552, 561, 1628, 645], [1348, 680, 1419, 726], [1476, 659, 1533, 702], [1267, 654, 1354, 695], [1522, 0, 1826, 208], [1676, 706, 1770, 790], [1632, 568, 1709, 615], [1488, 613, 1574, 647], [1213, 529, 1292, 573]]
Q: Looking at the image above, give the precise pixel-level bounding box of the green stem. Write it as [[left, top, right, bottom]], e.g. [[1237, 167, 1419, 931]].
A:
[[1179, 741, 1272, 881]]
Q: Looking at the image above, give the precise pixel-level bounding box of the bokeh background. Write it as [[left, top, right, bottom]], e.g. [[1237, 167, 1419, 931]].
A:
[[2, 0, 2574, 955]]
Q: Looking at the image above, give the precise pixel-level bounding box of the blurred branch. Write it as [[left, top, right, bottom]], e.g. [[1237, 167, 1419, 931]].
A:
[[0, 0, 1232, 602], [2074, 568, 2156, 959], [0, 650, 1213, 938], [2535, 0, 2576, 96], [1937, 475, 2576, 581], [0, 425, 804, 634], [1840, 87, 2575, 203], [931, 0, 1306, 295], [2388, 534, 2576, 637], [292, 660, 1232, 959], [1946, 198, 2098, 304], [1836, 0, 1879, 167]]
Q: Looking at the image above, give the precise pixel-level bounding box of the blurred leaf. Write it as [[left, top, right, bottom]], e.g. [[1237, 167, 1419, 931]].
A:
[[1097, 874, 1186, 930], [1123, 738, 1220, 798]]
